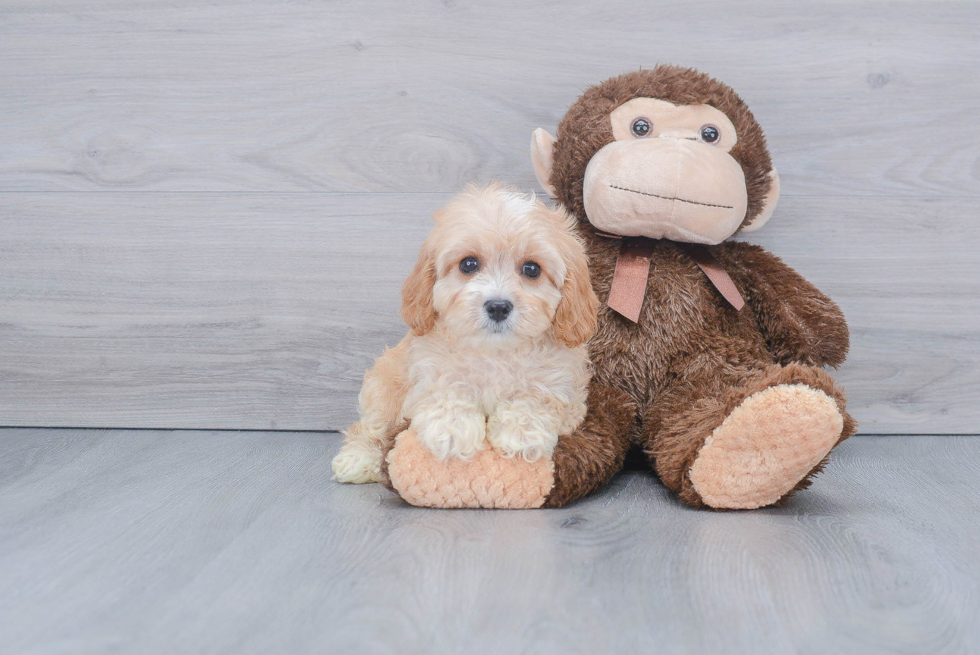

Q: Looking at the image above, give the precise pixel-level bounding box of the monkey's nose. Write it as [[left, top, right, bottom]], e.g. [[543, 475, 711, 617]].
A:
[[484, 299, 513, 323]]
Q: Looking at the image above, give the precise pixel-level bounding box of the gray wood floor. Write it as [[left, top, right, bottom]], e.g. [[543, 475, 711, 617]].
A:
[[2, 429, 978, 654]]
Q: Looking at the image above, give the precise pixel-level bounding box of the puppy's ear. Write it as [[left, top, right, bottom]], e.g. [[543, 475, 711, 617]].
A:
[[400, 243, 437, 336], [554, 241, 599, 348]]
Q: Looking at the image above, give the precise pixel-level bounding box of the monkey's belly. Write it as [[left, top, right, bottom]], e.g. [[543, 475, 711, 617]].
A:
[[591, 292, 771, 414]]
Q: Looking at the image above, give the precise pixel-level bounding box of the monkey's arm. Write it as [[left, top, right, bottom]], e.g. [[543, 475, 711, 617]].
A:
[[718, 242, 850, 368]]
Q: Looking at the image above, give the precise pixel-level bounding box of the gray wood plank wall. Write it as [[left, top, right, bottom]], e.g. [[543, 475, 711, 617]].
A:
[[1, 0, 978, 432]]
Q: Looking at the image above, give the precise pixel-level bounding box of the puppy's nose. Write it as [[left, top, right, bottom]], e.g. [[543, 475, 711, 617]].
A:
[[484, 299, 513, 323]]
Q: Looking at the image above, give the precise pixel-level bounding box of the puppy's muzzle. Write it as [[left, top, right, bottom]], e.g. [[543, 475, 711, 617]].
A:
[[483, 299, 513, 323]]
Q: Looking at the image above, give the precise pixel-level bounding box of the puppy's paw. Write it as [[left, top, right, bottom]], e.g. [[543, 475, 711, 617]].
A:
[[332, 441, 381, 484], [487, 413, 559, 462], [414, 408, 487, 461]]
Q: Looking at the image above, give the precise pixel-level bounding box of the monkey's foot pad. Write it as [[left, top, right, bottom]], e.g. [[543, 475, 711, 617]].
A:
[[689, 383, 844, 510], [386, 430, 555, 509]]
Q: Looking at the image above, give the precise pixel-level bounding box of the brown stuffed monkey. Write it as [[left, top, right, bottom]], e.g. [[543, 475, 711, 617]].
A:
[[382, 66, 855, 509]]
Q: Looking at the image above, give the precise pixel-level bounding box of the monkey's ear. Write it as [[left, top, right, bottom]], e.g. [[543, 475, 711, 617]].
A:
[[530, 128, 557, 197], [742, 168, 780, 232]]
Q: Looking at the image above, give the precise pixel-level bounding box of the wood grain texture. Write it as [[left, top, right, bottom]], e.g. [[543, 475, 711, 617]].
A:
[[1, 429, 978, 654], [1, 0, 978, 431], [1, 193, 977, 432], [0, 0, 978, 198]]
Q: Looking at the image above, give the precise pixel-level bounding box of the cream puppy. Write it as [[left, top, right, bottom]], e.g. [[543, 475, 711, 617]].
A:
[[333, 184, 598, 484]]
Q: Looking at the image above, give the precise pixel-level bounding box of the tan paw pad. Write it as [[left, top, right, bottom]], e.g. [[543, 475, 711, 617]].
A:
[[387, 430, 555, 509], [689, 384, 844, 509]]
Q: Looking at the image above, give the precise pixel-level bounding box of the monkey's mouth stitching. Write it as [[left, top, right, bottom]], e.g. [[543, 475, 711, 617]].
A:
[[609, 185, 733, 210]]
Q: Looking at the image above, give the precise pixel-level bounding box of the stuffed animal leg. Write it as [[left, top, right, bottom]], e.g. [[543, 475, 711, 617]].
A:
[[380, 385, 634, 509]]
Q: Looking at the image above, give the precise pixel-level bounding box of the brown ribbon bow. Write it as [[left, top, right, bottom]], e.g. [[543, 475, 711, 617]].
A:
[[603, 235, 745, 323]]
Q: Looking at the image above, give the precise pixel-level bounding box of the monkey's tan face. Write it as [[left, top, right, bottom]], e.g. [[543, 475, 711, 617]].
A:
[[582, 98, 748, 245]]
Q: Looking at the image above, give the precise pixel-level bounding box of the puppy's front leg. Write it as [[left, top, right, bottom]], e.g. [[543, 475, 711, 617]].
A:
[[487, 398, 563, 462], [333, 338, 410, 484], [411, 392, 487, 461]]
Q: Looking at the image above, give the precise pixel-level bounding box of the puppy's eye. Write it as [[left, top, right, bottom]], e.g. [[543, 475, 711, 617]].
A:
[[630, 117, 652, 138], [700, 124, 720, 144], [459, 256, 480, 274], [522, 261, 541, 279]]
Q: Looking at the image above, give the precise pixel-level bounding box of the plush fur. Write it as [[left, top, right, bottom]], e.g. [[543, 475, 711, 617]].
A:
[[332, 184, 599, 486], [532, 66, 857, 509]]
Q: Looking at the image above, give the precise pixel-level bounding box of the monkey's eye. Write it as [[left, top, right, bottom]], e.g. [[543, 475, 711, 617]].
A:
[[459, 256, 480, 274], [630, 117, 652, 138], [700, 124, 720, 144], [522, 261, 541, 279]]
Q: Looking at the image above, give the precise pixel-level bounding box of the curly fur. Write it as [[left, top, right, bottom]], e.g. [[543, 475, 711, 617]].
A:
[[333, 184, 599, 483]]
